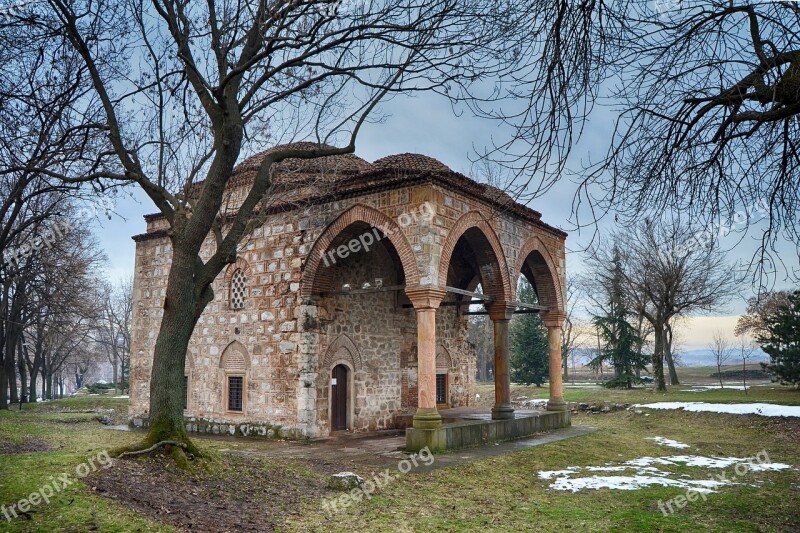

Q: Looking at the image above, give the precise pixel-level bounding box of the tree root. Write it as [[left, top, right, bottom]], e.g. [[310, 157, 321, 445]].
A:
[[118, 440, 189, 459]]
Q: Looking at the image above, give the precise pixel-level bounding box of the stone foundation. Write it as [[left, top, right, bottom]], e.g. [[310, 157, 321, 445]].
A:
[[405, 410, 571, 452]]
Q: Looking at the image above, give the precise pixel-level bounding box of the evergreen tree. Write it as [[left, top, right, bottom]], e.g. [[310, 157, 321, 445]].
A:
[[590, 250, 648, 388], [510, 278, 549, 386], [758, 291, 800, 387]]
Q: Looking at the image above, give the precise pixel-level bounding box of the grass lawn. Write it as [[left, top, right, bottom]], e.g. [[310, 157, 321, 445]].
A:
[[1, 383, 798, 532]]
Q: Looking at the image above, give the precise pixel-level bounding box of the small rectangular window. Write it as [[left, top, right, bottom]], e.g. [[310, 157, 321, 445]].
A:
[[183, 375, 188, 410], [436, 373, 447, 405], [228, 376, 243, 412]]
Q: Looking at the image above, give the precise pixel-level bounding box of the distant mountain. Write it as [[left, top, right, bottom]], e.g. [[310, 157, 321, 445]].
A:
[[674, 348, 769, 367], [569, 347, 769, 368]]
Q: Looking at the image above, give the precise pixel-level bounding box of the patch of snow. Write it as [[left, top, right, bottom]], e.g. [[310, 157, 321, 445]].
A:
[[646, 436, 691, 449], [634, 402, 800, 418], [537, 467, 580, 480], [112, 395, 129, 399], [550, 475, 725, 493], [536, 454, 793, 492]]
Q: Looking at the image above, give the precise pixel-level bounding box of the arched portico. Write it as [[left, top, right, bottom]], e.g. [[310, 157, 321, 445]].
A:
[[301, 204, 420, 296], [515, 236, 567, 411]]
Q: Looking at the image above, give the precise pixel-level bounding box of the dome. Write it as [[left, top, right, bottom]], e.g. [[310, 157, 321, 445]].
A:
[[373, 153, 452, 173], [231, 142, 374, 185]]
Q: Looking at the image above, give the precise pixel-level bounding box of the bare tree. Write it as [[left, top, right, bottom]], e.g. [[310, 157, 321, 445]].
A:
[[476, 1, 800, 287], [95, 279, 133, 392], [737, 337, 757, 395], [561, 278, 584, 382], [710, 331, 734, 389], [587, 219, 738, 391], [19, 0, 544, 452]]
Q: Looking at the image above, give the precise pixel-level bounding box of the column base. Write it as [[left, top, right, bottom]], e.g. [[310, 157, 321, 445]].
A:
[[546, 399, 567, 412], [413, 408, 443, 429], [491, 403, 515, 420]]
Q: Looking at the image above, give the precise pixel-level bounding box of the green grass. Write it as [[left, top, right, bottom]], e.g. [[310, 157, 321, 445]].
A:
[[290, 410, 800, 532], [476, 382, 800, 406], [0, 402, 172, 532], [2, 381, 799, 532]]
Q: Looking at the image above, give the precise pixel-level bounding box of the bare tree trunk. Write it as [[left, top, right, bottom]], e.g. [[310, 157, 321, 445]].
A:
[[46, 368, 52, 400], [142, 248, 205, 454], [0, 353, 7, 409], [742, 357, 747, 395], [664, 324, 680, 385], [652, 324, 667, 391], [17, 338, 27, 405]]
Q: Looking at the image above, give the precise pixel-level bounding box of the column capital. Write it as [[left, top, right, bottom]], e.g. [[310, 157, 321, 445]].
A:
[[405, 286, 447, 310], [541, 310, 566, 328], [486, 302, 515, 321]]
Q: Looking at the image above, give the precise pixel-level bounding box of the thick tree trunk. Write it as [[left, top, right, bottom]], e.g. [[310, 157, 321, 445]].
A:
[[652, 324, 667, 391], [664, 324, 679, 385], [139, 247, 205, 455]]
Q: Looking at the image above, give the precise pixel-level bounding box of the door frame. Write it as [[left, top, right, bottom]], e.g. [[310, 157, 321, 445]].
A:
[[328, 360, 354, 432]]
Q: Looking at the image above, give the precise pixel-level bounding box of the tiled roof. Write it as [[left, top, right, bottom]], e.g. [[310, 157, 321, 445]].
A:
[[230, 142, 374, 186], [373, 153, 451, 173], [137, 144, 565, 238]]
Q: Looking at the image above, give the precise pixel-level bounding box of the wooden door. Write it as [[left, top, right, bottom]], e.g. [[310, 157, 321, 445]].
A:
[[331, 364, 348, 431]]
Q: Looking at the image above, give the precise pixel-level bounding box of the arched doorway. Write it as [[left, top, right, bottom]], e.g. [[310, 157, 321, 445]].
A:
[[331, 364, 349, 431]]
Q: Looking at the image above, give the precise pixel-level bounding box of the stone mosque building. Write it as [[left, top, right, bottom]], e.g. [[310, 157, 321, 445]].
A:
[[128, 143, 569, 449]]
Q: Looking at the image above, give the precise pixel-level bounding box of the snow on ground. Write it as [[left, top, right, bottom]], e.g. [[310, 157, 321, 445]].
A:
[[634, 402, 800, 417], [536, 454, 793, 492], [112, 395, 130, 399], [679, 385, 750, 392], [646, 436, 691, 449], [549, 475, 725, 493]]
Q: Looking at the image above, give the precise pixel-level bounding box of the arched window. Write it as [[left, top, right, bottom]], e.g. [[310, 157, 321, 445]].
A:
[[230, 268, 247, 310]]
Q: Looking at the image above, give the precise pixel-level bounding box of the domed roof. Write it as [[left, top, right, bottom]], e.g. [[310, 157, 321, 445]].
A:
[[231, 142, 374, 184], [373, 153, 452, 173]]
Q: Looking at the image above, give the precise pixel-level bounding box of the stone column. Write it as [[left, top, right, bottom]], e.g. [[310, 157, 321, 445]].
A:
[[406, 287, 447, 429], [489, 304, 514, 419], [542, 311, 566, 411]]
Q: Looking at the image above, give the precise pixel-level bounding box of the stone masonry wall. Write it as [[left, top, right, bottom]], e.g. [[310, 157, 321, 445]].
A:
[[129, 179, 564, 438]]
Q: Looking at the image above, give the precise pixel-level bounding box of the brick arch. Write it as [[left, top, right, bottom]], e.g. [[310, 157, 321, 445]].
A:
[[224, 256, 251, 281], [514, 235, 563, 312], [220, 340, 249, 371], [301, 204, 420, 296], [438, 211, 511, 304], [436, 343, 452, 370], [322, 334, 363, 371]]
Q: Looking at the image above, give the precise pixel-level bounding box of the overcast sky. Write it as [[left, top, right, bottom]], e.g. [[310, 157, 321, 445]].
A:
[[91, 90, 798, 351]]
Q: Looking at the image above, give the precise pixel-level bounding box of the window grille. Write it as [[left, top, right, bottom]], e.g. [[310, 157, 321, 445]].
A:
[[230, 269, 247, 310]]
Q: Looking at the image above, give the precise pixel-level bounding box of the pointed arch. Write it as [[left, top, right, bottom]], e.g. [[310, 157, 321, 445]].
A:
[[220, 340, 249, 371], [514, 235, 564, 312], [436, 343, 452, 371], [301, 204, 420, 296], [438, 211, 511, 304], [322, 334, 363, 371]]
